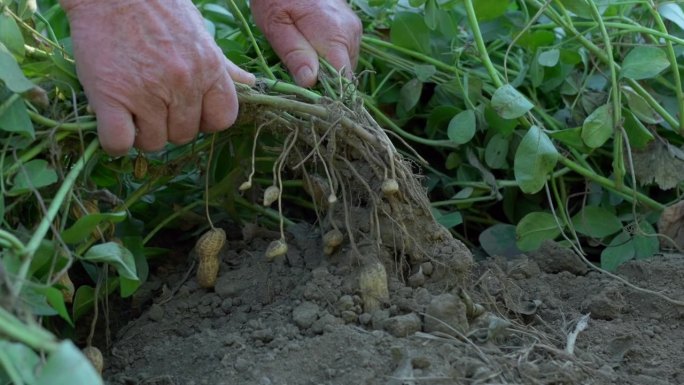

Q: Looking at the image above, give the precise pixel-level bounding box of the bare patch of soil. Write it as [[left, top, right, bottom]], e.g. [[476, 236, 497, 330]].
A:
[[104, 226, 684, 385]]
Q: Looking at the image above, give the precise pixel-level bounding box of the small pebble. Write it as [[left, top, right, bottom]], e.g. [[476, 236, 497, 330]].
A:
[[148, 304, 164, 322]]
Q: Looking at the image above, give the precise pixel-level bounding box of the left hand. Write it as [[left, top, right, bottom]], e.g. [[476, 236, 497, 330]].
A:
[[250, 0, 362, 87]]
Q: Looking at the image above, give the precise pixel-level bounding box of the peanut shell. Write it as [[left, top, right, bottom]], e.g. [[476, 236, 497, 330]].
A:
[[82, 346, 104, 375]]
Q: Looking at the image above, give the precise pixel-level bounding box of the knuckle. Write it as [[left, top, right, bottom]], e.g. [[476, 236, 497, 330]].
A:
[[165, 60, 193, 84]]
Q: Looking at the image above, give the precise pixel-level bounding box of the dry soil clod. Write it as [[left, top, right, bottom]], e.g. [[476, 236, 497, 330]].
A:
[[82, 346, 104, 375], [195, 228, 226, 288]]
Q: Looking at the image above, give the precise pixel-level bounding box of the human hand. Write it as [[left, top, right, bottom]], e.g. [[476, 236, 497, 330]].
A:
[[250, 0, 362, 87], [61, 0, 255, 155]]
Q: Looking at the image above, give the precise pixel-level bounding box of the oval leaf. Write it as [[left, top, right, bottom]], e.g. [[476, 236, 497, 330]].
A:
[[538, 49, 560, 67], [9, 159, 58, 196], [81, 242, 138, 281], [582, 103, 613, 148], [479, 224, 523, 258], [659, 3, 684, 30], [621, 47, 670, 80], [513, 126, 559, 194], [601, 231, 634, 271], [0, 43, 34, 93], [491, 84, 534, 119], [35, 341, 104, 385], [61, 211, 127, 244], [571, 205, 622, 238], [398, 78, 423, 112], [447, 109, 476, 144], [484, 133, 509, 169], [516, 212, 562, 252]]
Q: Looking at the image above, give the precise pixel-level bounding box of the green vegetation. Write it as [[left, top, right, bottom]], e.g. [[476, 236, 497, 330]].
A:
[[2, 0, 684, 382]]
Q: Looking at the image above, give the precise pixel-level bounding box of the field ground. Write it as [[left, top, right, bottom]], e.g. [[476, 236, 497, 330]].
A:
[[103, 224, 684, 385]]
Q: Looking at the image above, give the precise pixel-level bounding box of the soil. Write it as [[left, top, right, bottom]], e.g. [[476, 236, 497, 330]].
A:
[[103, 225, 684, 385]]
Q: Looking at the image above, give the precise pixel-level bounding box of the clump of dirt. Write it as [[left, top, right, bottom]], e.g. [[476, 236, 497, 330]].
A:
[[103, 227, 684, 385]]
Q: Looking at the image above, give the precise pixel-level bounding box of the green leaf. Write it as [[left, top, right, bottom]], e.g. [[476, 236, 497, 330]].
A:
[[549, 127, 591, 152], [559, 0, 592, 18], [8, 159, 58, 196], [601, 231, 634, 271], [491, 84, 534, 119], [37, 287, 73, 326], [0, 341, 39, 384], [447, 110, 476, 144], [0, 43, 34, 93], [621, 86, 662, 124], [433, 209, 463, 228], [479, 224, 523, 258], [414, 64, 436, 82], [659, 3, 684, 30], [484, 105, 518, 136], [571, 205, 622, 238], [516, 212, 562, 251], [623, 109, 654, 149], [514, 126, 559, 194], [633, 221, 659, 260], [61, 211, 127, 244], [473, 0, 509, 21], [35, 341, 104, 385], [484, 133, 509, 169], [582, 103, 613, 148], [398, 78, 422, 112], [538, 49, 560, 67], [390, 12, 431, 54], [72, 285, 94, 321], [0, 93, 34, 138], [81, 242, 138, 281], [621, 47, 670, 80], [0, 13, 25, 58], [424, 0, 438, 30]]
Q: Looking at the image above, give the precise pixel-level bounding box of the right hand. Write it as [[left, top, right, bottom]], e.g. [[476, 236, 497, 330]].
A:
[[61, 0, 255, 155]]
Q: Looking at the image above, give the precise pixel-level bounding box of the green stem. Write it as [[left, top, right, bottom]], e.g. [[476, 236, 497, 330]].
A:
[[28, 111, 97, 131], [143, 201, 202, 245], [529, 0, 678, 129], [557, 156, 664, 211], [648, 1, 684, 134], [364, 102, 459, 149], [587, 0, 624, 188], [226, 0, 275, 80], [0, 308, 59, 352], [0, 229, 25, 252], [13, 139, 100, 297], [463, 0, 503, 88]]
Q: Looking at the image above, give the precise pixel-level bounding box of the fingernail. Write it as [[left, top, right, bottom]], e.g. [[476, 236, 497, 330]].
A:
[[294, 66, 315, 87]]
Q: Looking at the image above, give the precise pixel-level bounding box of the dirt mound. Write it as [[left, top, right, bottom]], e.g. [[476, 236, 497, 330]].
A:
[[104, 227, 684, 385]]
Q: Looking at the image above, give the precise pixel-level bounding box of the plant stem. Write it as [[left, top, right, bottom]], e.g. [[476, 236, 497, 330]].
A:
[[0, 307, 59, 352], [12, 139, 100, 298], [226, 0, 274, 80], [364, 102, 459, 149], [557, 156, 664, 211], [587, 0, 624, 188], [647, 1, 684, 134], [463, 0, 503, 88]]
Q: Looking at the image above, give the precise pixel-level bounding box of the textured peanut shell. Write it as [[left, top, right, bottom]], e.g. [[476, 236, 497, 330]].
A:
[[83, 346, 104, 375], [195, 228, 226, 260], [359, 262, 390, 313], [197, 256, 220, 288]]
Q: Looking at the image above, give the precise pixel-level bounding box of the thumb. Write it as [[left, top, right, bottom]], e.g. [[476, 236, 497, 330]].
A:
[[93, 101, 136, 156], [259, 23, 319, 87]]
